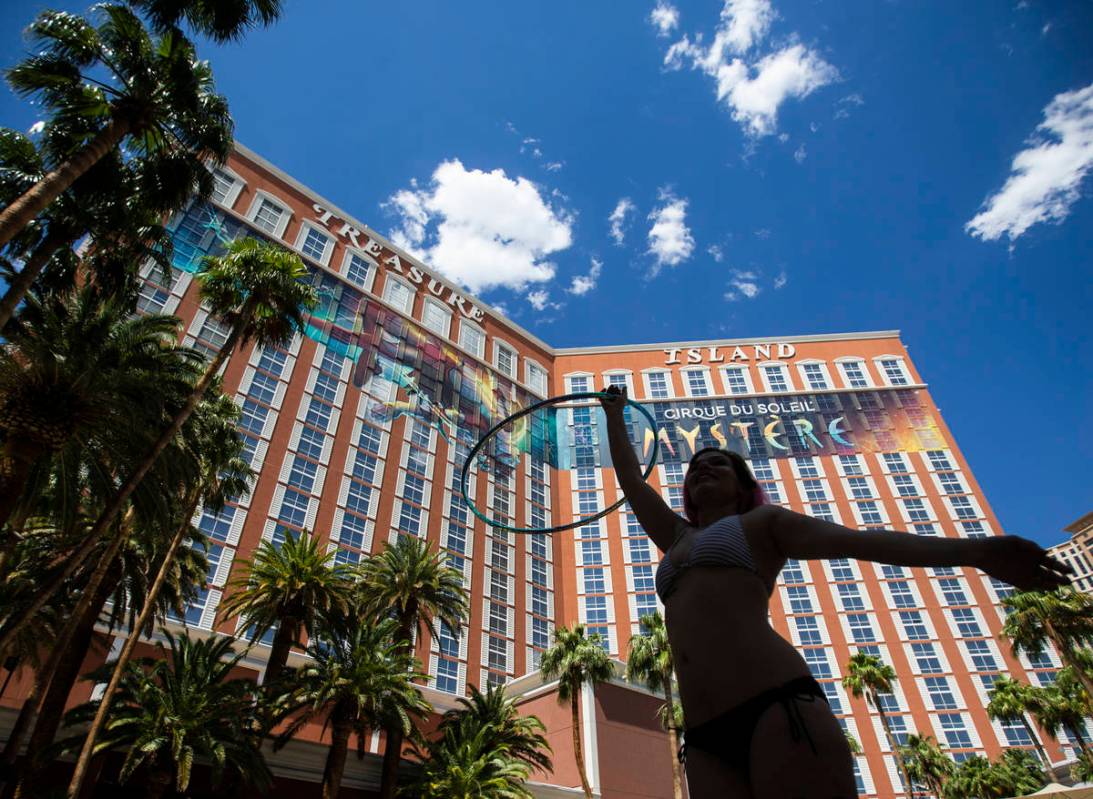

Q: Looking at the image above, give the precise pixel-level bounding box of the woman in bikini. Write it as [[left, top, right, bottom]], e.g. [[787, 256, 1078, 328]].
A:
[[599, 385, 1071, 799]]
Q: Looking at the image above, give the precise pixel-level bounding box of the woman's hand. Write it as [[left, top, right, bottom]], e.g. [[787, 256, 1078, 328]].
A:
[[598, 384, 627, 417], [972, 535, 1073, 592]]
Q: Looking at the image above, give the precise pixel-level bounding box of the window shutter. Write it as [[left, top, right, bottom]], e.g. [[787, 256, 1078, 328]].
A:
[[199, 589, 222, 630], [260, 411, 278, 440], [214, 548, 236, 586], [227, 511, 246, 545]]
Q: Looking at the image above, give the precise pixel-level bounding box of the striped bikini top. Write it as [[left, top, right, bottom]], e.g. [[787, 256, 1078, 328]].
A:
[[655, 515, 758, 601]]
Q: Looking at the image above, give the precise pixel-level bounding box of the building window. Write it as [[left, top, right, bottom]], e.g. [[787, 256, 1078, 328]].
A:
[[419, 298, 452, 338], [838, 454, 864, 476], [210, 169, 238, 206], [459, 322, 486, 359], [878, 357, 910, 386], [526, 362, 548, 396], [495, 342, 517, 378], [800, 362, 829, 390], [299, 226, 331, 263], [382, 275, 415, 314], [721, 366, 751, 395], [567, 374, 591, 393], [684, 369, 710, 397], [839, 359, 871, 388], [645, 371, 671, 399], [252, 197, 286, 235], [761, 364, 791, 393], [343, 252, 374, 289]]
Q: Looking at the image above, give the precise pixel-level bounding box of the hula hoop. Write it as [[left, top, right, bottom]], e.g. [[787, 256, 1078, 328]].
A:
[[459, 392, 660, 534]]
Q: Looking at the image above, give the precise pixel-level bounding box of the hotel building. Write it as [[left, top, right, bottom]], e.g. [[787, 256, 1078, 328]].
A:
[[5, 142, 1085, 798], [1049, 512, 1093, 595]]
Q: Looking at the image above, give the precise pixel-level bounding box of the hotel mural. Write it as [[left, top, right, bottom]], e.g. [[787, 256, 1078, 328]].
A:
[[5, 143, 1084, 798]]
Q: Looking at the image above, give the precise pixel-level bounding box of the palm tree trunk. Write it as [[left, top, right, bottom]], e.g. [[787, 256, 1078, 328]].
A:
[[144, 766, 173, 799], [571, 692, 593, 799], [875, 694, 913, 799], [662, 669, 682, 799], [15, 560, 119, 797], [322, 714, 351, 799], [263, 615, 298, 688], [1021, 715, 1052, 771], [0, 119, 130, 251], [377, 611, 417, 799], [0, 675, 40, 792], [0, 226, 74, 333], [64, 486, 202, 799], [0, 310, 252, 657], [0, 438, 47, 556]]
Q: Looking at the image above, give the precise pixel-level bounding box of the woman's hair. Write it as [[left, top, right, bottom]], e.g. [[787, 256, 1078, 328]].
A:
[[681, 447, 766, 523]]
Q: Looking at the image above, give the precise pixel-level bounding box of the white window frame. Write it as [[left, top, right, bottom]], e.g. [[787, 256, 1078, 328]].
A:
[[602, 370, 635, 395], [493, 339, 519, 379], [294, 221, 334, 266], [719, 365, 755, 396], [641, 368, 674, 400], [758, 361, 794, 393], [834, 357, 874, 389], [209, 165, 244, 210], [564, 372, 594, 394], [340, 248, 377, 292], [681, 367, 712, 397], [381, 273, 416, 315], [458, 320, 487, 360], [873, 355, 913, 387], [525, 359, 549, 397], [245, 189, 292, 239], [797, 359, 833, 391], [421, 296, 453, 339]]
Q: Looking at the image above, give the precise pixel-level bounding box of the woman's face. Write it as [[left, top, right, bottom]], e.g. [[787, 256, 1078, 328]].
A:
[[685, 451, 744, 509]]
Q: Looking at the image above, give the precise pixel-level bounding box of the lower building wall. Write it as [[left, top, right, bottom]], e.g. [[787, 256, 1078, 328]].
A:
[[595, 682, 684, 799]]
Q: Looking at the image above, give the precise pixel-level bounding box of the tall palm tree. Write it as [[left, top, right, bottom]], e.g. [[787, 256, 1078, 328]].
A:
[[410, 688, 551, 799], [0, 286, 199, 541], [985, 676, 1052, 769], [539, 623, 615, 799], [59, 632, 271, 799], [357, 534, 469, 799], [0, 236, 317, 657], [1002, 589, 1093, 713], [843, 652, 914, 799], [995, 749, 1046, 797], [1027, 669, 1091, 759], [898, 734, 953, 799], [625, 612, 683, 799], [65, 392, 252, 798], [221, 529, 354, 685], [277, 618, 431, 799], [0, 4, 232, 250], [941, 755, 1006, 799], [129, 0, 285, 42]]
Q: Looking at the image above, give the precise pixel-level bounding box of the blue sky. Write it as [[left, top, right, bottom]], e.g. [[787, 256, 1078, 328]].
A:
[[1, 0, 1090, 547]]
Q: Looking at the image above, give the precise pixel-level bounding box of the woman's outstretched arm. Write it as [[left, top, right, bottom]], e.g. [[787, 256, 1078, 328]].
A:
[[762, 505, 1071, 592], [599, 386, 688, 552]]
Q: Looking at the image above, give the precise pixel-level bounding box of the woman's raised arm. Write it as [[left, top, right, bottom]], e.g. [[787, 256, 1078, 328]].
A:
[[762, 505, 1072, 592], [599, 386, 688, 552]]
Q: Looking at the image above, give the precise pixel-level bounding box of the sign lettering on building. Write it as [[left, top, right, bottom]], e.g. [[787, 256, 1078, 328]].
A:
[[664, 343, 797, 365], [312, 204, 485, 322]]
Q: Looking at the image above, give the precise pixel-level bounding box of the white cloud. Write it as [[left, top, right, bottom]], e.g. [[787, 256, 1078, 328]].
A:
[[568, 257, 603, 295], [649, 2, 680, 37], [544, 161, 564, 172], [660, 1, 837, 137], [724, 269, 761, 300], [386, 159, 573, 293], [527, 289, 563, 311], [647, 190, 695, 274], [774, 270, 787, 288], [834, 92, 864, 119], [966, 83, 1093, 242], [793, 143, 807, 163], [608, 197, 636, 245], [707, 244, 725, 262], [754, 227, 771, 239]]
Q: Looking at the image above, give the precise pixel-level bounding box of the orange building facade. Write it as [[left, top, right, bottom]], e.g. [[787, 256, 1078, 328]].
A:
[[4, 142, 1083, 797]]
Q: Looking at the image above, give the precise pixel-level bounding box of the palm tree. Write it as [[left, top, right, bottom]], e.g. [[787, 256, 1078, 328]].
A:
[[899, 734, 953, 799], [65, 392, 252, 798], [843, 652, 914, 799], [60, 632, 271, 799], [539, 623, 615, 799], [995, 749, 1046, 797], [129, 0, 285, 41], [0, 286, 200, 541], [277, 618, 431, 799], [942, 755, 1006, 799], [221, 529, 355, 685], [985, 676, 1052, 769], [411, 689, 551, 799], [845, 730, 862, 756], [1002, 590, 1093, 713], [0, 4, 232, 250], [0, 236, 317, 657], [625, 612, 683, 799], [357, 534, 469, 799], [1027, 669, 1091, 759]]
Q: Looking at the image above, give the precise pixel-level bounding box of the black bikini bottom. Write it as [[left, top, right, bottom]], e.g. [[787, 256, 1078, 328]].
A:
[[680, 675, 828, 772]]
